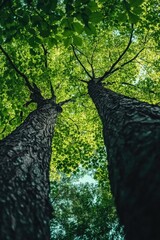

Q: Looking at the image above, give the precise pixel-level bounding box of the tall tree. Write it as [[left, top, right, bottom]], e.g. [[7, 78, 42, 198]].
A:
[[87, 79, 160, 239], [70, 24, 160, 238], [0, 46, 69, 240], [69, 17, 160, 236]]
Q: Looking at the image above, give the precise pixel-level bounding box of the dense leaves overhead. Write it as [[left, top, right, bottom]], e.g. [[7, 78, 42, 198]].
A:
[[0, 0, 160, 179], [1, 0, 159, 46]]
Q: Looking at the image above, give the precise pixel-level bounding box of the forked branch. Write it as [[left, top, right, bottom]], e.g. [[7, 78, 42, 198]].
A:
[[106, 47, 145, 76], [99, 24, 134, 81], [72, 46, 95, 78], [71, 44, 92, 79]]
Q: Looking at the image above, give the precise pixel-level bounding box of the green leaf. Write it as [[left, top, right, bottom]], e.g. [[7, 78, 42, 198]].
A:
[[117, 12, 128, 22], [28, 28, 37, 36], [88, 1, 98, 11], [66, 3, 74, 15], [84, 24, 96, 35], [73, 35, 82, 46], [30, 48, 37, 55], [31, 15, 41, 26], [48, 38, 57, 48], [72, 22, 83, 34], [40, 29, 50, 37], [81, 0, 90, 4], [63, 29, 73, 37], [132, 6, 143, 14], [22, 14, 29, 25], [81, 13, 89, 26], [89, 12, 103, 24], [123, 0, 131, 11], [129, 0, 144, 7], [63, 37, 72, 47], [128, 11, 140, 23]]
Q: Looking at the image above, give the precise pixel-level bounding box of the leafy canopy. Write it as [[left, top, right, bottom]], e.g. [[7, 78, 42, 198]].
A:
[[0, 0, 159, 179]]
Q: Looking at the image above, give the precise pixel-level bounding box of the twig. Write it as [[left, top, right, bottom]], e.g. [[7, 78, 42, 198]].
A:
[[58, 98, 75, 106], [0, 125, 6, 134], [58, 92, 87, 107], [68, 117, 79, 131], [71, 44, 92, 79], [103, 81, 116, 86], [88, 59, 95, 78], [90, 41, 98, 66], [42, 44, 48, 68], [80, 79, 88, 84], [49, 81, 56, 101]]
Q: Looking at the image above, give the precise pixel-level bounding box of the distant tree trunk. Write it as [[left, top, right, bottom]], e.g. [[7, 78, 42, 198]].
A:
[[88, 80, 160, 240], [0, 101, 62, 240]]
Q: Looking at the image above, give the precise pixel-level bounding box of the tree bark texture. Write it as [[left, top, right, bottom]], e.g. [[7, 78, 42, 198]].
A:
[[88, 80, 160, 240], [0, 101, 62, 240]]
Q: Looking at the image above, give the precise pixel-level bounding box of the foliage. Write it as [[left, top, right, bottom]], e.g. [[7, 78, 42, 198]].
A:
[[50, 169, 124, 240]]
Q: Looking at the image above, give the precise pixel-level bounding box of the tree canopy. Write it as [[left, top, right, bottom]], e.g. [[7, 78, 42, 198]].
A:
[[0, 0, 159, 177]]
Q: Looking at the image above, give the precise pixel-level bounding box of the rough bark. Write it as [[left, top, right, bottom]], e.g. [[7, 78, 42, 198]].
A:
[[0, 100, 62, 240], [88, 80, 160, 240]]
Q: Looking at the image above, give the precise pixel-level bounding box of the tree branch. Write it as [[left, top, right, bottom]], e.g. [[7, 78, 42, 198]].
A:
[[99, 24, 134, 81], [80, 79, 88, 84], [72, 46, 95, 78], [0, 45, 33, 92], [109, 47, 144, 75], [49, 81, 56, 101], [0, 45, 45, 106], [58, 93, 87, 107], [71, 44, 92, 79], [42, 44, 48, 68], [58, 98, 75, 106], [90, 44, 98, 78]]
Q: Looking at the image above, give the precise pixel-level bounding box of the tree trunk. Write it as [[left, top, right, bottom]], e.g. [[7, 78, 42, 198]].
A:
[[88, 80, 160, 240], [0, 101, 62, 240]]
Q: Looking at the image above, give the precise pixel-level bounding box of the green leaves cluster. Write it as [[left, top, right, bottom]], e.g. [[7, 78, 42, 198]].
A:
[[2, 0, 158, 48], [50, 170, 124, 239]]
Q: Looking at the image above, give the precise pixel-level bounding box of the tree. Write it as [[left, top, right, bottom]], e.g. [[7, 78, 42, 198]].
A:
[[0, 45, 71, 240], [70, 22, 160, 239], [87, 79, 160, 239]]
